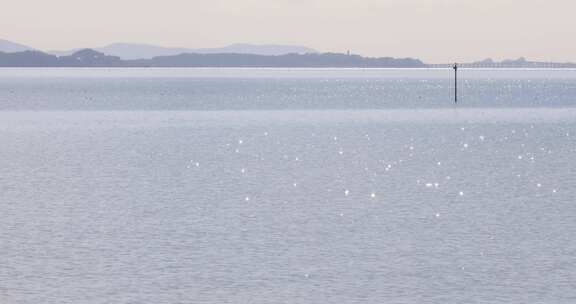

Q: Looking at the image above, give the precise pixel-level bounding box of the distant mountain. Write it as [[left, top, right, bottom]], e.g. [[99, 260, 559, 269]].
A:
[[133, 52, 424, 68], [0, 50, 58, 67], [193, 43, 318, 56], [49, 43, 319, 59], [0, 39, 35, 53], [58, 49, 122, 66], [5, 47, 576, 68], [0, 48, 424, 68], [49, 43, 191, 59], [0, 49, 121, 67]]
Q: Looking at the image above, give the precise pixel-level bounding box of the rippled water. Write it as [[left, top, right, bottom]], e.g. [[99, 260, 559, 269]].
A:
[[2, 68, 576, 110], [1, 69, 575, 304]]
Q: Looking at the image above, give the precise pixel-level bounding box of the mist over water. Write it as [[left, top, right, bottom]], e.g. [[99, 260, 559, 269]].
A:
[[1, 68, 575, 303]]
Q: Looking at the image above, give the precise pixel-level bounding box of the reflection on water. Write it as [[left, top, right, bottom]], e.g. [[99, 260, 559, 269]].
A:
[[1, 68, 576, 110], [2, 108, 576, 128], [1, 69, 576, 303], [1, 108, 575, 304]]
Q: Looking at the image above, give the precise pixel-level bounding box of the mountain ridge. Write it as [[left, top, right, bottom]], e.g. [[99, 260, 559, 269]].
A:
[[2, 39, 576, 67], [0, 48, 424, 67], [48, 42, 318, 59], [0, 39, 35, 53]]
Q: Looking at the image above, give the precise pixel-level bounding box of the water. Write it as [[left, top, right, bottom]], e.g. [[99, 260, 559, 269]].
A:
[[2, 68, 576, 110], [1, 69, 575, 303]]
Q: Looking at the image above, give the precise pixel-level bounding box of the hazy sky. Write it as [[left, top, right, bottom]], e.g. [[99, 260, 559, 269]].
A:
[[1, 0, 575, 63]]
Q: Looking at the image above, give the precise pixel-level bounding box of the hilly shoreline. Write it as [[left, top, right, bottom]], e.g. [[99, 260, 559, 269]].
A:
[[0, 49, 425, 68], [1, 39, 576, 68]]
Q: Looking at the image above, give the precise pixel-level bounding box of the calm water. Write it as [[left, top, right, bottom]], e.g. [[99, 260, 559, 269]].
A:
[[1, 69, 575, 303]]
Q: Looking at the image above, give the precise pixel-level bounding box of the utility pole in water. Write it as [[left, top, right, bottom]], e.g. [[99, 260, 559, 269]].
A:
[[453, 63, 458, 104]]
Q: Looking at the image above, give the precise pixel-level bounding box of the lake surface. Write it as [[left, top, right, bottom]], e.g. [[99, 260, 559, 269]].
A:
[[1, 69, 575, 303]]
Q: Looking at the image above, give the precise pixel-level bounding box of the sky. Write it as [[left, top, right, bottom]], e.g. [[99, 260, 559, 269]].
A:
[[1, 0, 575, 63]]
